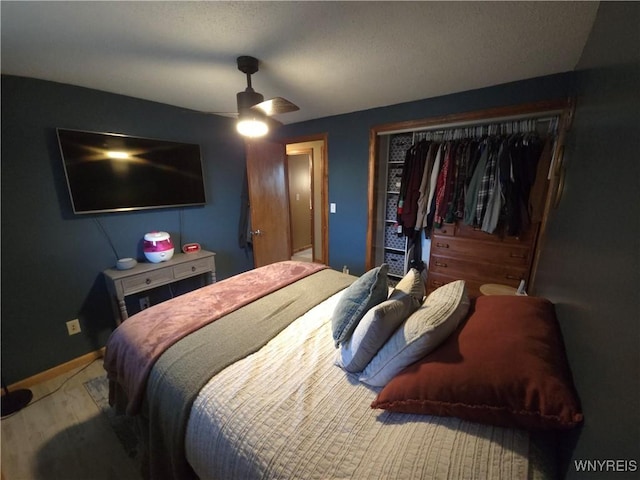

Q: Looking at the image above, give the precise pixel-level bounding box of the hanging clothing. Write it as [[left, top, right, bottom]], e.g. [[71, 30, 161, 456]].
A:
[[238, 168, 253, 252], [415, 142, 439, 231], [426, 144, 443, 218], [398, 140, 430, 234], [396, 122, 549, 238], [434, 142, 457, 228], [481, 140, 506, 233], [502, 134, 543, 236], [475, 138, 499, 227], [447, 140, 469, 223], [463, 141, 488, 226]]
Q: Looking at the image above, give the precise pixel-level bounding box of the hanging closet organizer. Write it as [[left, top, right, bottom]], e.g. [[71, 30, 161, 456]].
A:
[[366, 99, 573, 297]]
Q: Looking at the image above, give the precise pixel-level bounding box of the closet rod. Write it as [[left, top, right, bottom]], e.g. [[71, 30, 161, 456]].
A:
[[377, 109, 563, 136]]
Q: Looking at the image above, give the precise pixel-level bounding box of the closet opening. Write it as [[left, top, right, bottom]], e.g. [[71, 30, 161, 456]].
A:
[[366, 99, 573, 295]]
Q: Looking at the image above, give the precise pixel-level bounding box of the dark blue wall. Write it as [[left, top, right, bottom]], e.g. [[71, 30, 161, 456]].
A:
[[535, 3, 639, 477], [1, 75, 253, 383], [279, 73, 575, 275]]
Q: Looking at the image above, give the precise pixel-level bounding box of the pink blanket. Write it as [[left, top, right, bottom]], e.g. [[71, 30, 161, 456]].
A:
[[104, 261, 327, 414]]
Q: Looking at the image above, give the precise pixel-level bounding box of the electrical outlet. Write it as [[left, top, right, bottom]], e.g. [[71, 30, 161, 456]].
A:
[[139, 296, 150, 310], [66, 319, 81, 335]]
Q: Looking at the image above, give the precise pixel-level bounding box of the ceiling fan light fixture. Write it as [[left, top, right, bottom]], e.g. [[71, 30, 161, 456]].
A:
[[236, 116, 269, 137], [232, 56, 299, 137]]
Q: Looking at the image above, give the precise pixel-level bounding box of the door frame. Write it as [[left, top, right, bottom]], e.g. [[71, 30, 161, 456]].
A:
[[281, 133, 329, 265]]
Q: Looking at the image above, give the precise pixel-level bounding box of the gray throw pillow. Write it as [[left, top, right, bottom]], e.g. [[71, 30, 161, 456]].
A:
[[389, 268, 425, 303], [338, 292, 420, 372], [331, 264, 389, 347], [359, 280, 469, 387]]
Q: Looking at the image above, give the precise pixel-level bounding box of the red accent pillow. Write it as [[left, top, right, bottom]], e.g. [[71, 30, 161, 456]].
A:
[[371, 295, 583, 430]]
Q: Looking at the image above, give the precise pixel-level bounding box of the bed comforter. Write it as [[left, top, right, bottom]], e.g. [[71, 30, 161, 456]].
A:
[[185, 287, 546, 480], [105, 261, 554, 480]]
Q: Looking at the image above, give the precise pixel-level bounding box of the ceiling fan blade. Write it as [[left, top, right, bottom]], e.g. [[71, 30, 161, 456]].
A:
[[251, 97, 299, 116]]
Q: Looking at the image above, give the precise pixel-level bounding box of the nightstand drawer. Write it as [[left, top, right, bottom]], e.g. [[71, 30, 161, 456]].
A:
[[121, 268, 174, 293], [103, 250, 216, 325], [173, 257, 215, 279]]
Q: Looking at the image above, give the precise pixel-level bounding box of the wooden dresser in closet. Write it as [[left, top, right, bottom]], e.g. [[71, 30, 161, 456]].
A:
[[426, 222, 538, 298]]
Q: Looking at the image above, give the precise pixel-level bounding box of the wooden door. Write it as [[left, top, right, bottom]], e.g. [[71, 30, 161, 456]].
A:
[[246, 139, 292, 267]]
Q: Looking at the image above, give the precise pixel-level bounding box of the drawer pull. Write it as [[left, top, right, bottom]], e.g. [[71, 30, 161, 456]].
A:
[[509, 252, 527, 259], [145, 278, 151, 285], [435, 242, 450, 248], [431, 281, 444, 287], [505, 275, 521, 280], [191, 266, 196, 272], [435, 261, 448, 268]]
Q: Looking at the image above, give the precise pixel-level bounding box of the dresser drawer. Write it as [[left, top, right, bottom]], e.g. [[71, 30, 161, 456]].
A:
[[455, 222, 537, 245], [121, 267, 174, 294], [173, 257, 215, 280], [432, 223, 455, 237], [426, 272, 484, 298], [429, 254, 527, 284], [430, 236, 531, 266]]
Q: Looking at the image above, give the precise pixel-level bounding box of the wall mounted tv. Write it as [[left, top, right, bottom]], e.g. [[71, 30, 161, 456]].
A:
[[57, 128, 207, 214]]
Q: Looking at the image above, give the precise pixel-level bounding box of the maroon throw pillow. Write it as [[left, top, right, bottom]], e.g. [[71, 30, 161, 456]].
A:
[[371, 295, 583, 430]]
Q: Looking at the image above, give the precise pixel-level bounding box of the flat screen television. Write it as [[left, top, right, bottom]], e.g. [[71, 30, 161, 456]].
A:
[[57, 128, 207, 214]]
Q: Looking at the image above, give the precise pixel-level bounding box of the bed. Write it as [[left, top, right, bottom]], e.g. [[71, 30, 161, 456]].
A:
[[104, 261, 582, 480]]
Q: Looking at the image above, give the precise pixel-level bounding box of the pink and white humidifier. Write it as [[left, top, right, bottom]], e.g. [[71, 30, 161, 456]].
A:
[[143, 231, 175, 263]]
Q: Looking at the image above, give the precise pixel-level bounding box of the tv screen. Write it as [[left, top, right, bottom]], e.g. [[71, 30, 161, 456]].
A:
[[57, 129, 207, 214]]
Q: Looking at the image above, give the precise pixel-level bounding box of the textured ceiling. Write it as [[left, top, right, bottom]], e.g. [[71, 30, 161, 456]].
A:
[[1, 1, 599, 124]]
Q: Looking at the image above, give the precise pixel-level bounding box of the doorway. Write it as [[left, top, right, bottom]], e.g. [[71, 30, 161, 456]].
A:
[[287, 151, 313, 259], [285, 136, 328, 265], [245, 135, 328, 268]]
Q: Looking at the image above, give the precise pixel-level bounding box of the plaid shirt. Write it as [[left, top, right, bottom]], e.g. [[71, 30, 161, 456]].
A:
[[475, 139, 498, 225]]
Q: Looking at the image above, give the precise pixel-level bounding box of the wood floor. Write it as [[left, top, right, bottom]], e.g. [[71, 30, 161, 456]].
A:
[[1, 360, 141, 480], [291, 247, 313, 262]]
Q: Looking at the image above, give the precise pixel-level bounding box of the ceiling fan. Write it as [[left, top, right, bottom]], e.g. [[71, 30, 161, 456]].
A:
[[234, 55, 299, 137]]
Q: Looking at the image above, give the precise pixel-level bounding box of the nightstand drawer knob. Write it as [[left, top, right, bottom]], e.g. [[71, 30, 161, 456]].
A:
[[435, 242, 450, 248], [191, 266, 196, 272], [145, 278, 151, 285], [435, 261, 448, 267]]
